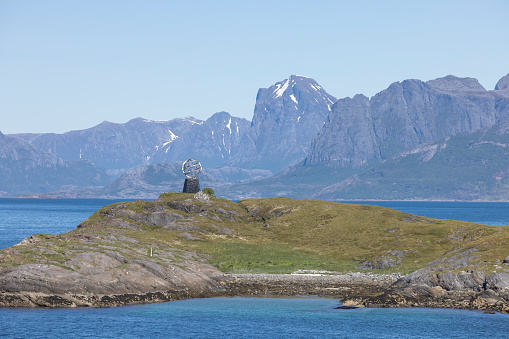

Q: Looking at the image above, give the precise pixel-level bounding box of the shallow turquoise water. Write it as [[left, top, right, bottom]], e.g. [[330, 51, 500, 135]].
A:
[[1, 296, 508, 338]]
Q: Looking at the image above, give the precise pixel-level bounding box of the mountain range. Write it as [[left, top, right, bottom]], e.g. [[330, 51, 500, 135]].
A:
[[0, 131, 110, 196], [2, 72, 509, 200]]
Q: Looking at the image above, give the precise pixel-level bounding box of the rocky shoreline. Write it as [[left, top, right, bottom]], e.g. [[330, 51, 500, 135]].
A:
[[2, 268, 509, 312], [222, 272, 400, 297], [223, 272, 509, 313], [0, 272, 401, 308]]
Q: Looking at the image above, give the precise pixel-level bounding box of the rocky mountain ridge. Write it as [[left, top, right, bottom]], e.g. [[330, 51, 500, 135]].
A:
[[228, 75, 337, 173], [305, 75, 509, 169], [311, 119, 509, 201], [150, 112, 250, 169], [13, 113, 250, 177], [4, 72, 509, 200]]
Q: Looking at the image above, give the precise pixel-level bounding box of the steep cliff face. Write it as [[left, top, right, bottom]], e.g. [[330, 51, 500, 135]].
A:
[[306, 75, 509, 168], [306, 94, 376, 168], [229, 75, 336, 173], [493, 73, 509, 123], [0, 132, 110, 195]]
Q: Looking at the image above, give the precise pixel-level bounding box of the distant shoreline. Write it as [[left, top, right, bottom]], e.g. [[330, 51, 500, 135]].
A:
[[4, 195, 509, 203]]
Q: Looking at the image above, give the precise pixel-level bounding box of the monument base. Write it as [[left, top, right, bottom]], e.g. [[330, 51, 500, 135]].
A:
[[183, 178, 200, 193]]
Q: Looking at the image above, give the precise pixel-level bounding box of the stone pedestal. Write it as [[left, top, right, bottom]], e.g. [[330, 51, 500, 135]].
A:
[[183, 178, 200, 193]]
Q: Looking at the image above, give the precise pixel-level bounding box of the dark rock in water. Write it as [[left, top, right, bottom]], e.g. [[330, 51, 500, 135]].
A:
[[334, 305, 358, 310]]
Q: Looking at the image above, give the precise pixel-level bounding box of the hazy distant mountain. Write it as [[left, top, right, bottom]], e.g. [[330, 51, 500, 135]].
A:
[[100, 162, 207, 199], [7, 72, 509, 201], [13, 112, 251, 177], [228, 75, 336, 173], [12, 117, 200, 176], [150, 112, 250, 168], [312, 119, 509, 201], [13, 75, 336, 177], [101, 162, 272, 199], [0, 131, 110, 195]]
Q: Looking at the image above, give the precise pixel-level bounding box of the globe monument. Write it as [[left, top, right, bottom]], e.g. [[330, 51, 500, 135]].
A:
[[182, 158, 202, 193]]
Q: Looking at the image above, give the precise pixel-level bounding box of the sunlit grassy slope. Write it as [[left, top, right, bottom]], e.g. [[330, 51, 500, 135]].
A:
[[118, 194, 509, 274], [5, 194, 508, 277]]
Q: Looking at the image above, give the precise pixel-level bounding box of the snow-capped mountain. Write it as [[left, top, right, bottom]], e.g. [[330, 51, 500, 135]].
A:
[[150, 111, 250, 168], [12, 117, 200, 176], [228, 75, 337, 173]]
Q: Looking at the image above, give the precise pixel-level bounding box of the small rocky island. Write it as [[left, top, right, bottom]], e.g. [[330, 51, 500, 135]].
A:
[[1, 192, 509, 312]]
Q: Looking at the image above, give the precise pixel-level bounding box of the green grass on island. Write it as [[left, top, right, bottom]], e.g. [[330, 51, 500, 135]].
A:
[[2, 193, 509, 276], [120, 193, 509, 275]]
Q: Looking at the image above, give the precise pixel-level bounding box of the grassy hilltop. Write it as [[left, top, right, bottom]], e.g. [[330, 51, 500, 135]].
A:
[[168, 194, 509, 274], [4, 192, 506, 275]]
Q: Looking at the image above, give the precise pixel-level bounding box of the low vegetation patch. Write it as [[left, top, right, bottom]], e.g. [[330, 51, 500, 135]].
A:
[[2, 194, 509, 276], [195, 242, 356, 274]]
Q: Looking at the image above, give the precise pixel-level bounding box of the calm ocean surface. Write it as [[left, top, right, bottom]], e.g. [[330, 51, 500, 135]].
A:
[[1, 198, 509, 338]]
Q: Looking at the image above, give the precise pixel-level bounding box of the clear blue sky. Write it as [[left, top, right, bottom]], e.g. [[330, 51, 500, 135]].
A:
[[1, 0, 508, 134]]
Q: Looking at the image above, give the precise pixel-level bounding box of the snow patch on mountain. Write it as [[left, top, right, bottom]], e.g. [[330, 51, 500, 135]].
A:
[[274, 79, 290, 98], [183, 117, 203, 125], [163, 130, 179, 152], [310, 84, 321, 91], [226, 118, 232, 135]]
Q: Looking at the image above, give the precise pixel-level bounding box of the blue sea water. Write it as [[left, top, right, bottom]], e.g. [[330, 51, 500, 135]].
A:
[[0, 199, 129, 250], [1, 296, 509, 338], [342, 201, 509, 227], [1, 198, 509, 338]]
